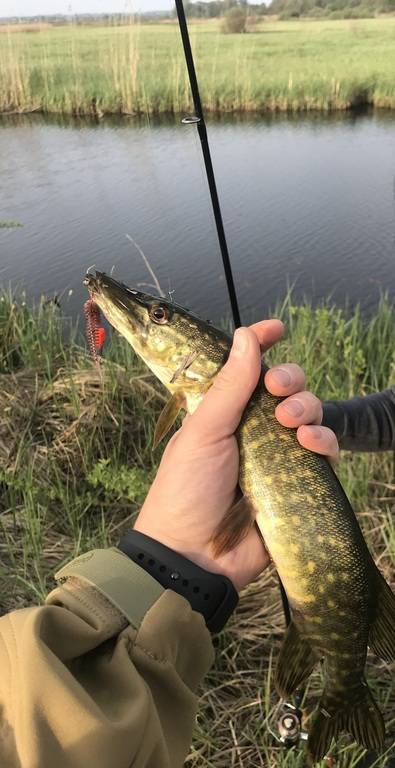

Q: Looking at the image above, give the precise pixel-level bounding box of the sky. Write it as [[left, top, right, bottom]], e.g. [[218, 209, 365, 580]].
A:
[[0, 0, 175, 17]]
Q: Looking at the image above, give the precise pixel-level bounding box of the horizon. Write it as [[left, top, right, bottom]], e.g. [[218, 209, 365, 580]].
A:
[[0, 0, 269, 20], [0, 0, 175, 18]]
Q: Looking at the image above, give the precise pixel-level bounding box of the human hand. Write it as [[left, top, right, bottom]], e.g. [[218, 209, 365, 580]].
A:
[[134, 320, 339, 591]]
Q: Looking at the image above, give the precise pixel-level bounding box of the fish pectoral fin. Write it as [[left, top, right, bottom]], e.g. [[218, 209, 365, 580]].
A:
[[153, 392, 186, 449], [369, 565, 395, 662], [170, 350, 199, 384], [210, 495, 255, 558], [307, 681, 385, 764], [275, 620, 318, 698]]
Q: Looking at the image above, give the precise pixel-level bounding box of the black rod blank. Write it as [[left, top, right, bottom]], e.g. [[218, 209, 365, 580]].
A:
[[174, 0, 241, 329]]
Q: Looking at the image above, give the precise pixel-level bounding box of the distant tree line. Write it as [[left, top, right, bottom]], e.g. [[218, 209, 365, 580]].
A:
[[181, 0, 395, 19], [269, 0, 395, 18]]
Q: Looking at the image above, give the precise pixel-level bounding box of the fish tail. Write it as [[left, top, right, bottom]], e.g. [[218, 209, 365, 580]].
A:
[[369, 565, 395, 662], [307, 680, 385, 764]]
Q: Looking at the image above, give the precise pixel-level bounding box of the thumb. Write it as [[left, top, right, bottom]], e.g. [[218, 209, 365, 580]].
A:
[[189, 327, 262, 441]]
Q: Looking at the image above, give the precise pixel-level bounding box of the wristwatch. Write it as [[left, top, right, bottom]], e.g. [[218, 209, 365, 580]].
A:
[[117, 530, 239, 633]]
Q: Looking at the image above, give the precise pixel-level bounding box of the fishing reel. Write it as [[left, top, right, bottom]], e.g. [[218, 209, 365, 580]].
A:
[[275, 701, 308, 748], [273, 701, 336, 766]]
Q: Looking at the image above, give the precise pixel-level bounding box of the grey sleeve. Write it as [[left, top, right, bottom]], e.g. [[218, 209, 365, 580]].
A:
[[321, 387, 395, 452]]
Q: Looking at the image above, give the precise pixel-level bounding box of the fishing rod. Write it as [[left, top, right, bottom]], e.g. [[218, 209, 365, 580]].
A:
[[173, 0, 305, 750], [174, 0, 241, 329]]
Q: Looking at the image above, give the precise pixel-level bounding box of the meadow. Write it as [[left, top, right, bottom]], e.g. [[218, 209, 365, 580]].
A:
[[0, 290, 394, 766], [1, 17, 395, 115]]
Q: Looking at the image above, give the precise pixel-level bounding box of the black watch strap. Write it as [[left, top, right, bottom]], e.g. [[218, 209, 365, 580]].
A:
[[117, 530, 239, 633]]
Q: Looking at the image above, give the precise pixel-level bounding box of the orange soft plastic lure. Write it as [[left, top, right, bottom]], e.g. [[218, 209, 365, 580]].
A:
[[83, 296, 106, 362]]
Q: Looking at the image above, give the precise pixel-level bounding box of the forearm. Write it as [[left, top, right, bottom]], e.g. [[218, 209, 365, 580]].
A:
[[0, 548, 213, 768], [322, 387, 395, 452]]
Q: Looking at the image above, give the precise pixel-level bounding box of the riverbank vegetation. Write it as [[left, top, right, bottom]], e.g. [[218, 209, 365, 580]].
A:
[[0, 220, 22, 228], [1, 17, 395, 115], [0, 290, 394, 765]]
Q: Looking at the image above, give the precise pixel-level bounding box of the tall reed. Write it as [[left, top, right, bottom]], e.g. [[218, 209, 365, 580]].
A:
[[1, 18, 395, 115]]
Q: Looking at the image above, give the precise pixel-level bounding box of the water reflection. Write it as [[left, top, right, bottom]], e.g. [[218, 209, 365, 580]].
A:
[[0, 110, 394, 324]]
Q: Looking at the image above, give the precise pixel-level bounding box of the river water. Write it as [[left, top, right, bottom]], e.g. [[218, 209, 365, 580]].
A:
[[1, 111, 394, 325]]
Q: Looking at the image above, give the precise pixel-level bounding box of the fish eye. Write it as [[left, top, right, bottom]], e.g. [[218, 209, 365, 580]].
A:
[[149, 305, 169, 324]]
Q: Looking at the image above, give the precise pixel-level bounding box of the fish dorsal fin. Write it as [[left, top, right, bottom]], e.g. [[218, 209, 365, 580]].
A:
[[369, 565, 395, 662], [210, 495, 255, 558], [153, 392, 185, 449], [275, 620, 318, 698]]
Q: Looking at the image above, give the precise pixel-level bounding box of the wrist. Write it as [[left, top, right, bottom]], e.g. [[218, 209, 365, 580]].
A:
[[118, 529, 239, 633], [133, 519, 239, 590]]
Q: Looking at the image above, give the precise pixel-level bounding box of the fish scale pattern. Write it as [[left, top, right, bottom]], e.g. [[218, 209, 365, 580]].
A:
[[238, 383, 372, 670]]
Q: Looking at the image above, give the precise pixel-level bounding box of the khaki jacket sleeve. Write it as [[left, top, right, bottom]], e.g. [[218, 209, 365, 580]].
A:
[[0, 547, 214, 768]]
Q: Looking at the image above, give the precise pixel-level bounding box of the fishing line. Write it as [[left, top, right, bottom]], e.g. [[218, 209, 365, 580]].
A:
[[174, 0, 297, 748]]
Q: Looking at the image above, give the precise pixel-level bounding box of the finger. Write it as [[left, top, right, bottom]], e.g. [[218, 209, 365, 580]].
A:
[[248, 318, 284, 352], [189, 327, 261, 440], [297, 425, 339, 467], [275, 391, 323, 428], [265, 363, 306, 397]]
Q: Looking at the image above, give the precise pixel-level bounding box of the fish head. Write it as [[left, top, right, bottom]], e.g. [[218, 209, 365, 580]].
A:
[[83, 271, 231, 400]]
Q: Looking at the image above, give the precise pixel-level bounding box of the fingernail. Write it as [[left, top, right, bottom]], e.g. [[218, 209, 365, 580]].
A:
[[282, 399, 304, 417], [232, 328, 248, 357], [311, 427, 323, 440], [271, 368, 291, 387], [303, 425, 322, 439]]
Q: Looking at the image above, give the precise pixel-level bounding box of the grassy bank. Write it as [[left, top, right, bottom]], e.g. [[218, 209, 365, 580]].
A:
[[0, 291, 394, 766], [1, 18, 395, 115]]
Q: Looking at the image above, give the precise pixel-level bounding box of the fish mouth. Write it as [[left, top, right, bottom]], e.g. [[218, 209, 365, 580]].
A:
[[83, 270, 157, 331], [83, 270, 102, 295], [84, 270, 154, 305], [83, 270, 139, 300]]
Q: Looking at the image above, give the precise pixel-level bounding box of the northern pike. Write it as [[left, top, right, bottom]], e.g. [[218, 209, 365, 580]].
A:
[[83, 270, 395, 763]]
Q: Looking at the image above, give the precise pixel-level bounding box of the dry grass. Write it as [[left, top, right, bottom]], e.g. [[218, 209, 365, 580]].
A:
[[0, 23, 54, 33], [0, 291, 394, 766]]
